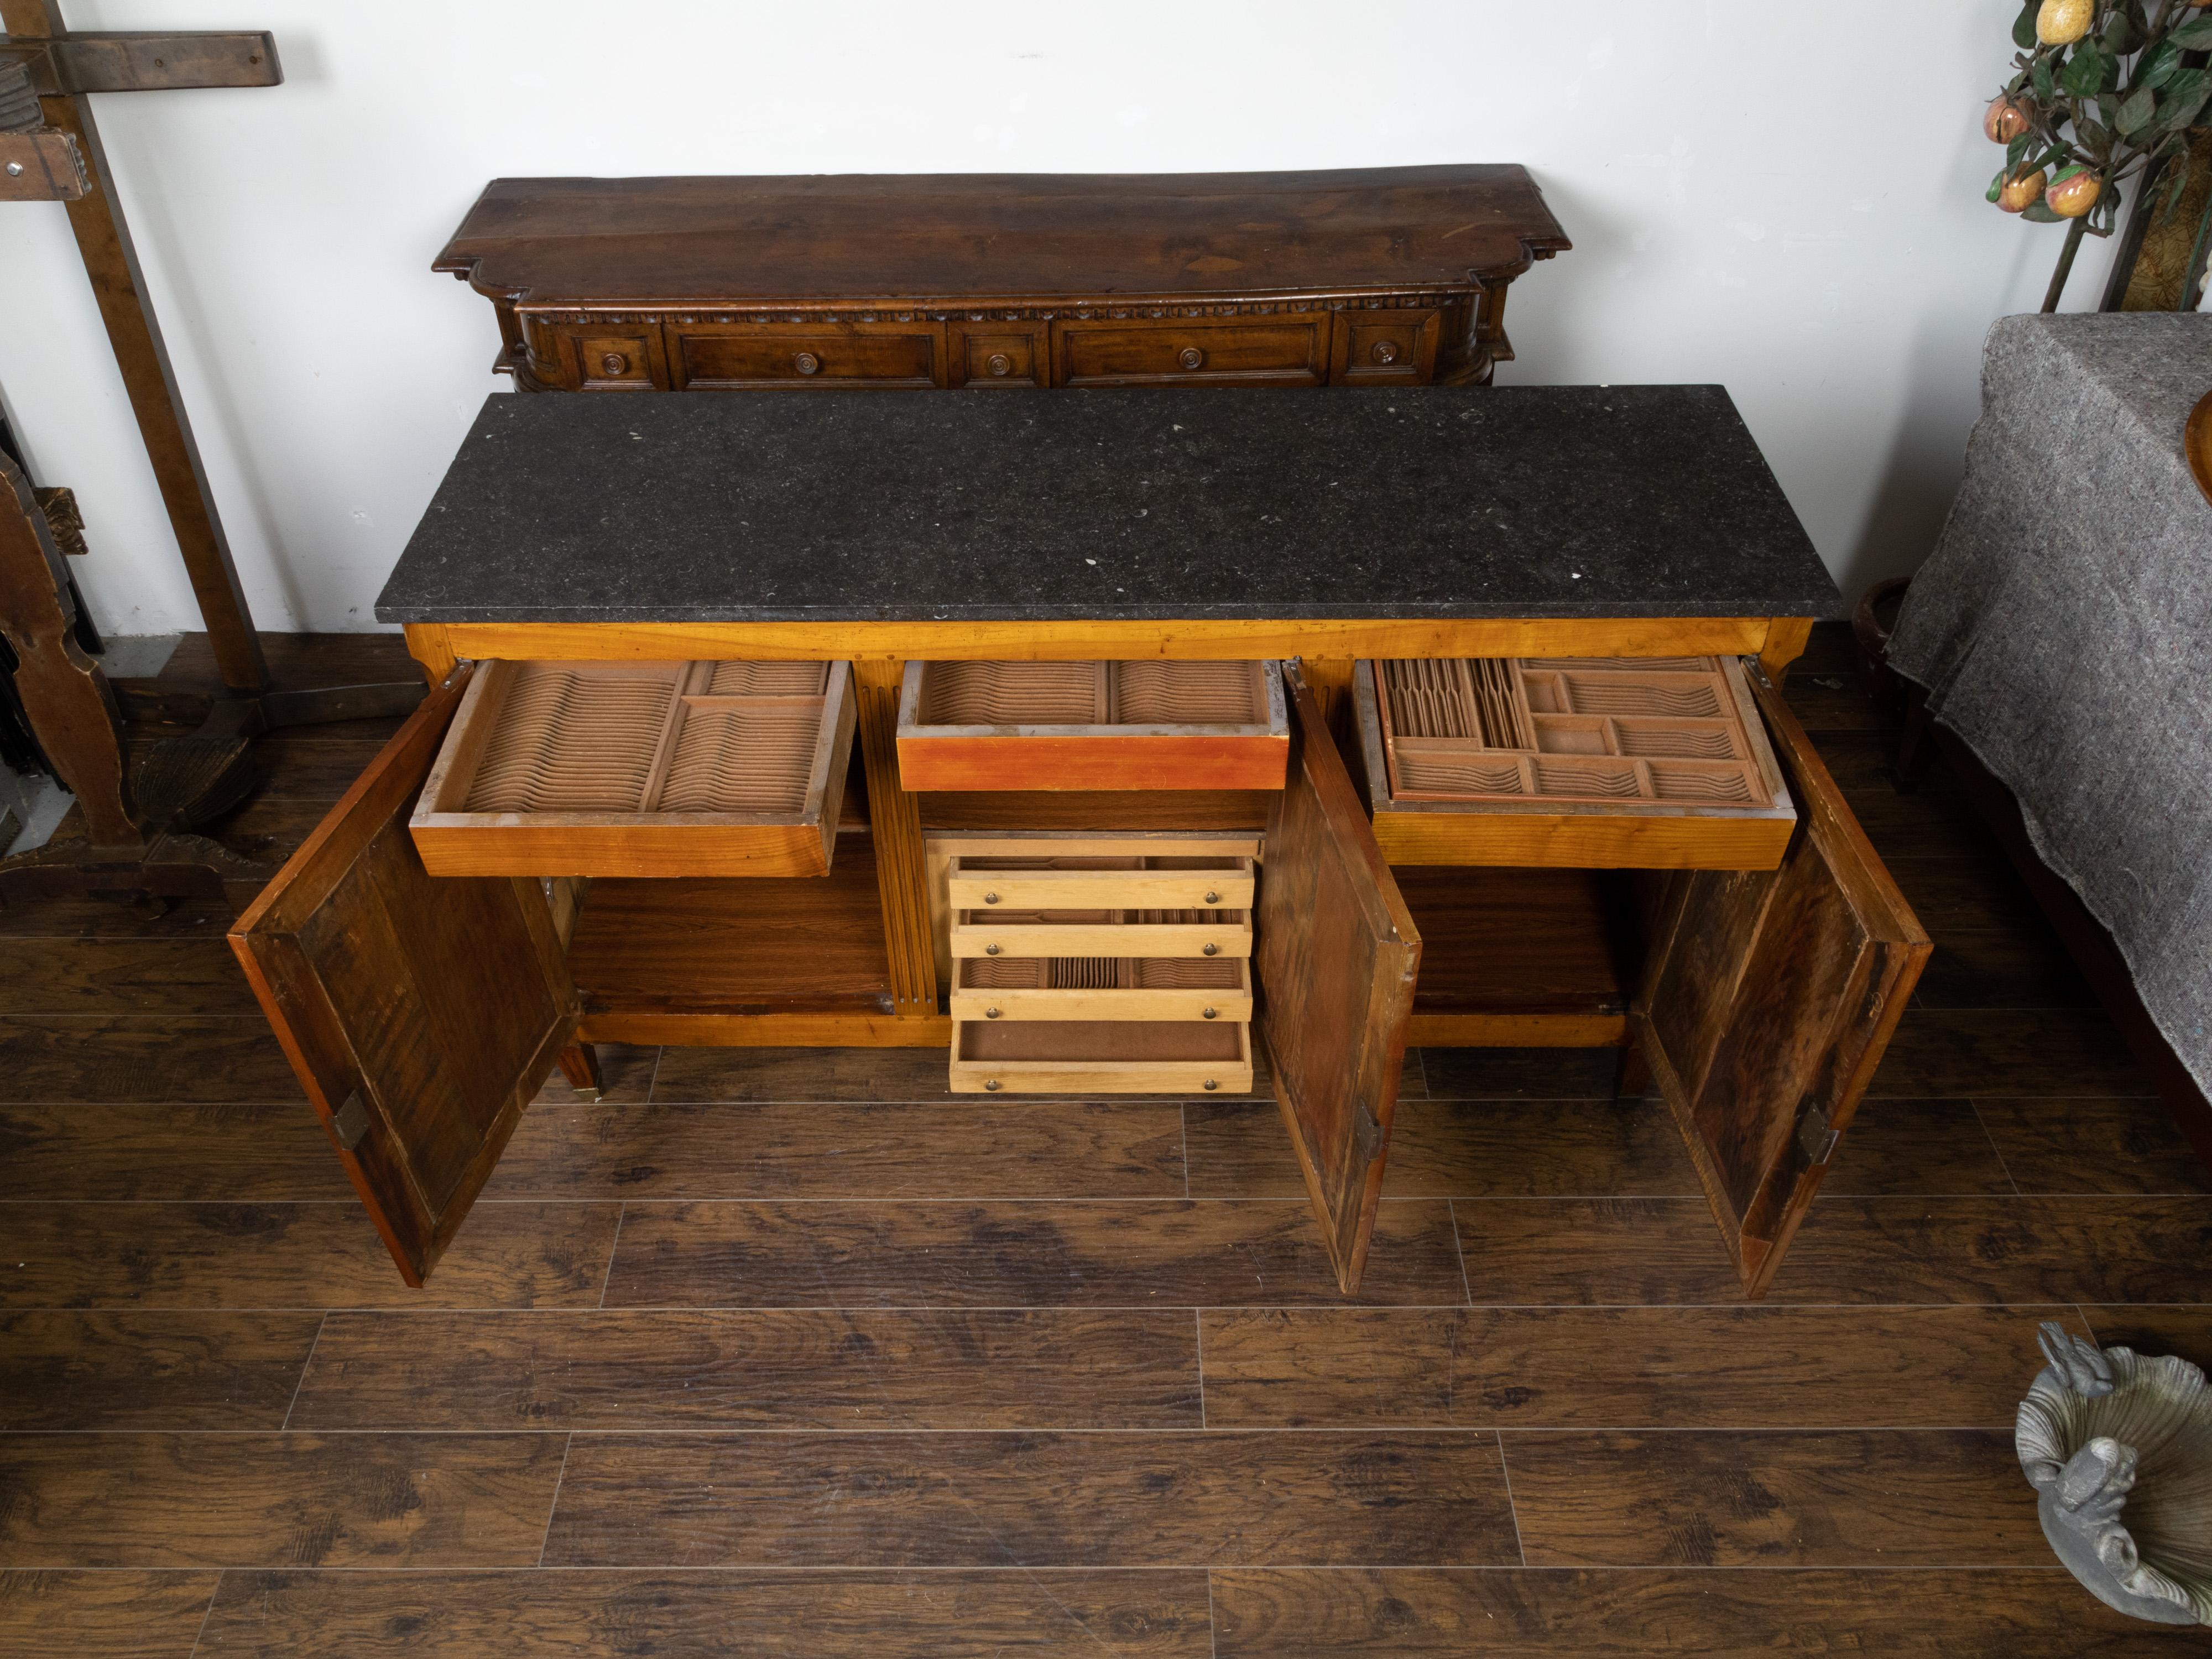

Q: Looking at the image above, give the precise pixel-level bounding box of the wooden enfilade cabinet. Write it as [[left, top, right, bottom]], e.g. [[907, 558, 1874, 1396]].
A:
[[229, 382, 1927, 1308], [431, 166, 1571, 393]]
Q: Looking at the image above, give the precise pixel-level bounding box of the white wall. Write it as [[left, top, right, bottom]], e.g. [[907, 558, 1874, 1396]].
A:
[[0, 0, 2155, 634]]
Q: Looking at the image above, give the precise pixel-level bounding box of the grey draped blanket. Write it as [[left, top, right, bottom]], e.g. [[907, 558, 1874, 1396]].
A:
[[1888, 312, 2212, 1094]]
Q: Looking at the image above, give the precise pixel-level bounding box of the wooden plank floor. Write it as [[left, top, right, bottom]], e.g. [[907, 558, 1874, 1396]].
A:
[[2, 627, 2208, 1656]]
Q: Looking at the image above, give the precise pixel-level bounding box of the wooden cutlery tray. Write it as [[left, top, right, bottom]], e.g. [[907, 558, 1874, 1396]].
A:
[[409, 658, 855, 877], [1353, 655, 1796, 869], [896, 659, 1288, 791]]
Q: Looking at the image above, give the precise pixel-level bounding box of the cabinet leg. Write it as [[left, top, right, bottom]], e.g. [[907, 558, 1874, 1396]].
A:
[[852, 659, 940, 1019], [557, 1041, 603, 1102], [1613, 1041, 1652, 1101]]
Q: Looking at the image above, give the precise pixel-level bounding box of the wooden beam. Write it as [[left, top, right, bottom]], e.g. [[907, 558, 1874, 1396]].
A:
[[0, 128, 86, 200], [1, 1, 269, 692], [0, 30, 280, 93], [425, 614, 1778, 667]]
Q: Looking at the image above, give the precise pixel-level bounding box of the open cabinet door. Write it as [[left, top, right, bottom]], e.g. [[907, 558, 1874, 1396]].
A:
[[229, 665, 578, 1286], [1636, 668, 1931, 1300], [1256, 662, 1422, 1294]]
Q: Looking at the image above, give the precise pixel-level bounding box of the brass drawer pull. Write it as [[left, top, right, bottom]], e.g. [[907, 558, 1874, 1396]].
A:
[[1203, 1079, 1219, 1091], [794, 351, 822, 375], [987, 353, 1013, 377], [1202, 1006, 1218, 1019], [1203, 890, 1220, 904], [983, 891, 999, 904], [1177, 346, 1205, 371], [985, 1006, 1001, 1019], [1371, 340, 1400, 366], [985, 943, 1001, 956], [984, 1078, 1001, 1091], [600, 351, 629, 375], [1202, 942, 1219, 956]]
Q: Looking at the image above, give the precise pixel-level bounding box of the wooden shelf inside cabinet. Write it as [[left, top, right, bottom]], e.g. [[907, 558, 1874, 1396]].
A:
[[896, 660, 1288, 791], [1353, 655, 1796, 869], [409, 658, 856, 878]]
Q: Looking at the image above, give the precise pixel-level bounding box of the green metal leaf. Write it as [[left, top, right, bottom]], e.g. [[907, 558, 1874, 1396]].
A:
[[2021, 201, 2064, 222], [2033, 59, 2057, 102], [2102, 13, 2133, 56], [2116, 85, 2156, 133], [2015, 1, 2041, 49], [2136, 40, 2181, 90], [2061, 47, 2106, 98], [2168, 15, 2212, 49]]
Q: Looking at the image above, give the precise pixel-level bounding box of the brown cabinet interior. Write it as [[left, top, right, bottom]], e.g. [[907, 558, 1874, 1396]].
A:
[[234, 654, 1927, 1300]]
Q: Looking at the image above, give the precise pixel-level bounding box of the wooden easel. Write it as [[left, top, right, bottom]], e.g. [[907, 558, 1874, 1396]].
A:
[[0, 5, 423, 906]]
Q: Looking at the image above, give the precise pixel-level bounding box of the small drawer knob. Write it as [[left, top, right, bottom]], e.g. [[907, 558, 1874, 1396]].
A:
[[1177, 346, 1206, 371], [1202, 942, 1219, 957], [1202, 1006, 1218, 1020], [986, 352, 1013, 377], [1203, 1079, 1219, 1091], [985, 1007, 1001, 1020], [984, 1078, 1000, 1091], [983, 891, 999, 904], [599, 351, 629, 375], [1371, 340, 1400, 366], [1203, 891, 1220, 905], [794, 351, 821, 375], [985, 943, 1001, 956]]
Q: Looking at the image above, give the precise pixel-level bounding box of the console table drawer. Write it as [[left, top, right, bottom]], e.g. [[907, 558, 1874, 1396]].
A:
[[1053, 317, 1328, 387], [409, 658, 855, 877], [951, 954, 1252, 1023], [897, 660, 1287, 791], [667, 322, 943, 389], [950, 906, 1253, 962], [950, 1018, 1253, 1094], [947, 853, 1254, 913], [1352, 655, 1797, 869]]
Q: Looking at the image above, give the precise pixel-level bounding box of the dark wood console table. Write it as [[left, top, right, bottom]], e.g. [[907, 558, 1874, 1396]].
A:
[[433, 166, 1570, 393], [227, 387, 1928, 1306]]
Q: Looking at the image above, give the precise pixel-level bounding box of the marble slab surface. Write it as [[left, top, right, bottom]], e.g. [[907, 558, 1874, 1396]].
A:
[[374, 385, 1837, 624]]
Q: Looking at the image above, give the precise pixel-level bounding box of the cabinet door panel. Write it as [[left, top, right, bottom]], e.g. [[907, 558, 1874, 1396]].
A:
[[229, 666, 578, 1286], [1255, 662, 1422, 1293], [1637, 669, 1930, 1298]]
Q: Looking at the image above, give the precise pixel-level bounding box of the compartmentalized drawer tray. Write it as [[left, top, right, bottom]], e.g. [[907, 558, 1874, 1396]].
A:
[[410, 658, 855, 878], [950, 1018, 1254, 1095], [1353, 656, 1796, 870], [896, 660, 1287, 791]]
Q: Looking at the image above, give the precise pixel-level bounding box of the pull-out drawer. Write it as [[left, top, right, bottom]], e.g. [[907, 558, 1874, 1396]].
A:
[[951, 954, 1253, 1023], [950, 1018, 1254, 1095], [897, 660, 1287, 791], [1352, 655, 1797, 869], [410, 658, 855, 878], [1052, 316, 1329, 388]]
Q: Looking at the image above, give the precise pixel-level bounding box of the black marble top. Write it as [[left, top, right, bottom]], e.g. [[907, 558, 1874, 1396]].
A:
[[374, 387, 1838, 624]]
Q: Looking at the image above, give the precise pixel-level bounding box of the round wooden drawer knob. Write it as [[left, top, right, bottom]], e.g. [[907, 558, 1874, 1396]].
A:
[[600, 351, 629, 375], [1371, 340, 1400, 366], [794, 351, 821, 375], [1178, 346, 1206, 371], [986, 353, 1013, 377], [1202, 942, 1219, 956]]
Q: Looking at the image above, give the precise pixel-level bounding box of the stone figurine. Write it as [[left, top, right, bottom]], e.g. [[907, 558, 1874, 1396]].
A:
[[2017, 1321, 2212, 1625]]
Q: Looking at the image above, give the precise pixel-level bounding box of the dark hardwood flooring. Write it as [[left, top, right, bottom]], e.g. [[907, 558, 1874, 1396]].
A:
[[0, 627, 2206, 1655]]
